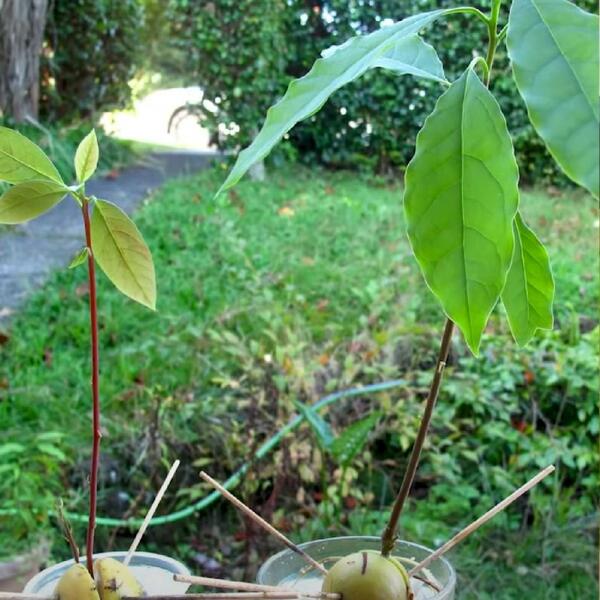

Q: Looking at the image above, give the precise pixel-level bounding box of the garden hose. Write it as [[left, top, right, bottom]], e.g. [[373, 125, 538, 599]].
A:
[[1, 379, 406, 528]]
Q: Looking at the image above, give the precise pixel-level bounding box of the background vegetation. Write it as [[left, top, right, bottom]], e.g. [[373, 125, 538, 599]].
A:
[[168, 0, 597, 187], [0, 0, 597, 597], [1, 166, 597, 597]]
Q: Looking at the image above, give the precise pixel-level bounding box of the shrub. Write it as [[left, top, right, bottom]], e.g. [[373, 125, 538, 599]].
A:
[[41, 0, 144, 122], [169, 0, 597, 187], [168, 0, 289, 149]]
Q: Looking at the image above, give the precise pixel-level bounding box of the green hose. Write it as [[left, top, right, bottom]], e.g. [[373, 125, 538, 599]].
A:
[[2, 379, 406, 528]]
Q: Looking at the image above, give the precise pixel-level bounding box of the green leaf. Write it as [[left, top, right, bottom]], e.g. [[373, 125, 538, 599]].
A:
[[294, 400, 334, 451], [217, 10, 443, 195], [74, 129, 99, 183], [68, 247, 91, 270], [36, 443, 67, 462], [0, 126, 63, 184], [404, 68, 519, 354], [502, 213, 554, 346], [91, 199, 156, 309], [330, 411, 381, 468], [507, 0, 599, 197], [373, 34, 447, 84], [0, 443, 25, 457], [0, 179, 67, 224]]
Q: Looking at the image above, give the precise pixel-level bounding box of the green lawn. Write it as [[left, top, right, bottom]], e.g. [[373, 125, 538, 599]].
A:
[[0, 165, 597, 598]]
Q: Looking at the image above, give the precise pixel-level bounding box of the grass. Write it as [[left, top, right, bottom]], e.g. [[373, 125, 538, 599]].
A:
[[0, 165, 597, 597]]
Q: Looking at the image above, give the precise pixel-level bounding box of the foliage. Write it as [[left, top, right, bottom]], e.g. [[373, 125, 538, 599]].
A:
[[0, 126, 155, 566], [0, 432, 68, 559], [216, 11, 445, 195], [219, 0, 599, 355], [169, 0, 597, 187], [0, 120, 138, 190], [0, 167, 596, 597], [41, 0, 144, 122], [168, 0, 289, 149], [507, 0, 599, 197], [403, 68, 520, 353]]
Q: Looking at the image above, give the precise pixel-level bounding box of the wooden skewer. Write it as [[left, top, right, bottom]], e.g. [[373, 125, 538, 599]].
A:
[[173, 574, 287, 592], [124, 594, 337, 599], [409, 464, 556, 576], [199, 471, 327, 575], [124, 459, 181, 566], [172, 575, 339, 599], [0, 594, 52, 600]]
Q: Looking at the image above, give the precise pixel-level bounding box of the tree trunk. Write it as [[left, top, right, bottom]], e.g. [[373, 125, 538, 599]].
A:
[[0, 0, 48, 122]]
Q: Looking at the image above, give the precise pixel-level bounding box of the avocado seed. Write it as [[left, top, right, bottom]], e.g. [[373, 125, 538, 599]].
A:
[[54, 563, 100, 600], [94, 557, 145, 599], [322, 551, 410, 600]]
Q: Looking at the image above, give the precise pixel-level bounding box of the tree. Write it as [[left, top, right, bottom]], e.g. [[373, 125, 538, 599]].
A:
[[0, 0, 48, 122]]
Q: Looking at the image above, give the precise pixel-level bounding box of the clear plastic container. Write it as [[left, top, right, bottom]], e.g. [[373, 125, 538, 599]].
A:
[[22, 551, 190, 595], [257, 536, 456, 599]]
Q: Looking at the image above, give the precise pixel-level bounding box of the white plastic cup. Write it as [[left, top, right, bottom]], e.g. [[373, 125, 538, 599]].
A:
[[23, 550, 190, 595], [257, 536, 456, 599]]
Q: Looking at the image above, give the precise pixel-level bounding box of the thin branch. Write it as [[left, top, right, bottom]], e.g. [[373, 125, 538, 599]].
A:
[[409, 465, 556, 576], [381, 319, 454, 556], [199, 472, 327, 575], [124, 459, 181, 566]]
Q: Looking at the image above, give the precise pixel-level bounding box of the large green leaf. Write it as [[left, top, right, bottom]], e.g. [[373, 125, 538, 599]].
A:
[[502, 213, 554, 346], [324, 34, 447, 83], [74, 129, 99, 184], [373, 34, 447, 83], [404, 68, 520, 354], [0, 127, 63, 185], [0, 180, 67, 224], [507, 0, 599, 197], [217, 11, 444, 195], [91, 199, 156, 309]]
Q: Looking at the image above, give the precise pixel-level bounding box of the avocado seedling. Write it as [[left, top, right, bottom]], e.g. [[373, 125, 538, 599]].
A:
[[0, 128, 156, 596], [209, 0, 596, 596]]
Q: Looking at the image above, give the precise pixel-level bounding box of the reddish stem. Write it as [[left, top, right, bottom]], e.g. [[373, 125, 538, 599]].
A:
[[82, 200, 101, 576]]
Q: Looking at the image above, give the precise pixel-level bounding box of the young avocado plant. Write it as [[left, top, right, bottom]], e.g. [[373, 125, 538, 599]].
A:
[[0, 128, 156, 597], [216, 0, 598, 597]]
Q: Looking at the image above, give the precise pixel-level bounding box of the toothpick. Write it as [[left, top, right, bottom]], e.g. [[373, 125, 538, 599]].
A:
[[124, 459, 181, 566], [199, 471, 327, 575], [409, 465, 555, 576]]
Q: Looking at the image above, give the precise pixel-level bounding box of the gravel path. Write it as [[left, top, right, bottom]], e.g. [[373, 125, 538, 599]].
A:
[[0, 151, 215, 323]]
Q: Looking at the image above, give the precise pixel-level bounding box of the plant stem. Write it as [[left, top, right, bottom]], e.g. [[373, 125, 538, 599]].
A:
[[81, 199, 101, 576], [485, 0, 503, 86], [381, 319, 454, 556]]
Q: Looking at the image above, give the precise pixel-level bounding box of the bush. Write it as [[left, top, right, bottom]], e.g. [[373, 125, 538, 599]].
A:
[[168, 0, 289, 149], [169, 0, 597, 187], [41, 0, 144, 122]]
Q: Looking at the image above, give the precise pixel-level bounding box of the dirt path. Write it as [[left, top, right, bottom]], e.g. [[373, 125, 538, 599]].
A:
[[0, 151, 215, 323]]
